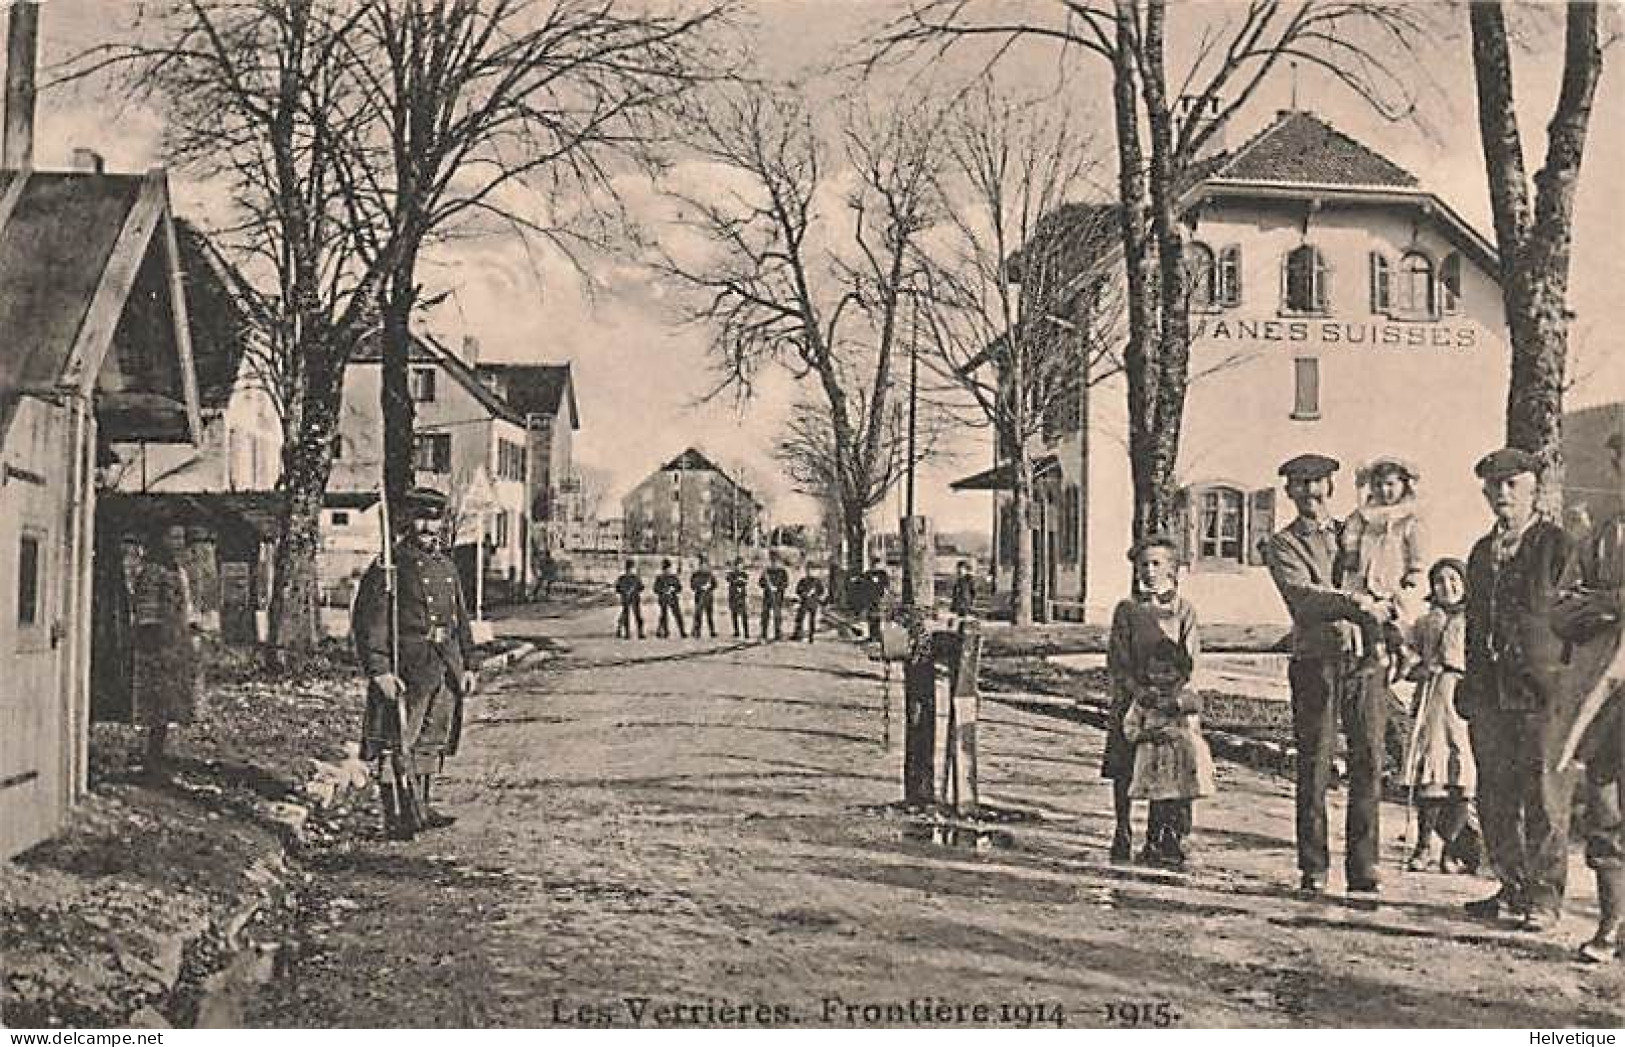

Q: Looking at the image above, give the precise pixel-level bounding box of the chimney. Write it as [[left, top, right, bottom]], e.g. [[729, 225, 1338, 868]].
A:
[[71, 148, 105, 174], [4, 0, 39, 170], [1176, 94, 1225, 155], [462, 334, 481, 368]]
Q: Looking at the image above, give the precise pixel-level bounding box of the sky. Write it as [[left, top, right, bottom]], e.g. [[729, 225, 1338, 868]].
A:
[[21, 0, 1625, 534]]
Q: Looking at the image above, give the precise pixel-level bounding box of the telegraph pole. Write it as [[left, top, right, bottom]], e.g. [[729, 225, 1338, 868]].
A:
[[900, 296, 933, 610]]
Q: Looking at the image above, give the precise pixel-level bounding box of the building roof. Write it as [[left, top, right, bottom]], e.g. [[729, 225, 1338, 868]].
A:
[[99, 490, 286, 539], [949, 454, 1060, 492], [475, 362, 579, 430], [0, 169, 202, 444], [352, 331, 524, 426], [1213, 110, 1418, 188], [174, 220, 259, 414], [663, 446, 727, 473]]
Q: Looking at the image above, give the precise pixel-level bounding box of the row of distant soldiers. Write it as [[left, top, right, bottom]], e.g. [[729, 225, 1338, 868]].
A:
[[613, 557, 826, 641]]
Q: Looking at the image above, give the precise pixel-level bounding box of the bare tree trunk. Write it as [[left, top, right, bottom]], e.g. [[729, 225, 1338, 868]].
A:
[[1011, 449, 1035, 628], [382, 255, 417, 516], [1112, 1, 1163, 541], [1470, 0, 1602, 509], [268, 346, 344, 656], [842, 500, 867, 607]]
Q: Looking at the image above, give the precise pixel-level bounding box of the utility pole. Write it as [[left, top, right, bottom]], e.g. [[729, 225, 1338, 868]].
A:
[[900, 297, 933, 610]]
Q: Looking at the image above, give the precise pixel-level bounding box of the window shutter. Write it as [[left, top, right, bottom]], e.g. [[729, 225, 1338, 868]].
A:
[[1219, 245, 1242, 306], [1317, 250, 1331, 312], [1279, 252, 1290, 311], [1247, 488, 1276, 566], [1292, 356, 1320, 420], [1440, 252, 1461, 314], [1369, 252, 1389, 313]]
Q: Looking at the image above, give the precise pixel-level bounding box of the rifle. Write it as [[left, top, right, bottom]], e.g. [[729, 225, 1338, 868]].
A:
[[379, 490, 426, 835]]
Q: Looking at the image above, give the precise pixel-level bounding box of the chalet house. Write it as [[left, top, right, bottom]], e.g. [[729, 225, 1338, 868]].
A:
[[622, 448, 761, 558], [0, 166, 203, 858], [473, 358, 580, 563], [326, 334, 530, 607], [955, 110, 1512, 625]]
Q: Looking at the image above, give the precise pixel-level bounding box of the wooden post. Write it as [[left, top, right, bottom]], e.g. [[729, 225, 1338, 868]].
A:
[[945, 620, 982, 816], [902, 646, 936, 806]]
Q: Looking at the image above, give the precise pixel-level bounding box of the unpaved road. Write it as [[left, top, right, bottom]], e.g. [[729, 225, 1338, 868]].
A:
[[247, 603, 1625, 1029]]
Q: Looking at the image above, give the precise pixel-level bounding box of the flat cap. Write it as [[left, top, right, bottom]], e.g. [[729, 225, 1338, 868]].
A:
[[1474, 447, 1541, 481], [1126, 533, 1180, 562], [1278, 453, 1340, 481], [402, 486, 449, 517]]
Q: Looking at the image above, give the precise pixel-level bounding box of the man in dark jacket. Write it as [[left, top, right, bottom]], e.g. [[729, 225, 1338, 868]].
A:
[[614, 560, 644, 639], [353, 487, 479, 839], [760, 557, 789, 641], [793, 569, 826, 642], [654, 558, 687, 638], [725, 558, 751, 639], [690, 556, 718, 639], [1459, 447, 1580, 930], [949, 561, 977, 618], [1265, 453, 1394, 895]]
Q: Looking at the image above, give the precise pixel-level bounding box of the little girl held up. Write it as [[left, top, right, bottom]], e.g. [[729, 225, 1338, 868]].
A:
[[1105, 534, 1215, 870], [1341, 456, 1428, 676]]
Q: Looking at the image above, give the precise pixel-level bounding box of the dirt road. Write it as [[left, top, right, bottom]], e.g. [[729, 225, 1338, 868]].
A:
[[247, 603, 1625, 1028]]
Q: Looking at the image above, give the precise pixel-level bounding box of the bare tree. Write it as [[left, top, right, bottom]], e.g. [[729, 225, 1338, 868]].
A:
[[871, 0, 1425, 538], [659, 84, 942, 597], [917, 82, 1117, 625], [61, 0, 403, 655], [332, 0, 735, 520], [1469, 1, 1608, 505]]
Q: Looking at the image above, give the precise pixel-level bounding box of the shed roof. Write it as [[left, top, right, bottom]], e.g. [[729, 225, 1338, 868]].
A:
[[0, 169, 201, 443]]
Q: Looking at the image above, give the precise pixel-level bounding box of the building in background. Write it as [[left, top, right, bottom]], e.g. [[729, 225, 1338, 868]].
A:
[[329, 334, 530, 611], [622, 448, 761, 558], [474, 357, 580, 563], [1564, 401, 1625, 530], [954, 109, 1511, 624]]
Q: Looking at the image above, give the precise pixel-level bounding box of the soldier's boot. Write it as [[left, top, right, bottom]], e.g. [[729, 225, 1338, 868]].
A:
[[419, 774, 456, 831], [380, 784, 415, 841], [1578, 867, 1624, 963]]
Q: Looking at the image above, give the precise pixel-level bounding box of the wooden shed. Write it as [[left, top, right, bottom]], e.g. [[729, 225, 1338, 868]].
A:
[[0, 167, 202, 858]]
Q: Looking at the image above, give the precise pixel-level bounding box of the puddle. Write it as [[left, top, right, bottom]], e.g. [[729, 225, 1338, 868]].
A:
[[898, 822, 1016, 852]]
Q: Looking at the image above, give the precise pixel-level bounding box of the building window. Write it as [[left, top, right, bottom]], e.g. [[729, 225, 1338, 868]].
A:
[[1292, 357, 1320, 420], [1439, 252, 1462, 314], [330, 433, 343, 461], [1282, 244, 1329, 314], [331, 511, 351, 527], [409, 368, 437, 402], [1197, 486, 1245, 563], [1397, 251, 1435, 317], [1187, 242, 1217, 309], [412, 433, 451, 473], [17, 532, 40, 626], [493, 511, 509, 548], [1059, 484, 1082, 565]]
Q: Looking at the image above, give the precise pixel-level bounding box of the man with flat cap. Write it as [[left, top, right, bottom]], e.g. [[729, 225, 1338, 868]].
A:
[[1265, 453, 1395, 894], [352, 486, 479, 840], [1459, 447, 1580, 930]]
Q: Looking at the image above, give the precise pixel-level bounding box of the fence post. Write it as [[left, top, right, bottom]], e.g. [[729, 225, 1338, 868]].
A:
[[902, 636, 936, 806], [943, 620, 982, 816]]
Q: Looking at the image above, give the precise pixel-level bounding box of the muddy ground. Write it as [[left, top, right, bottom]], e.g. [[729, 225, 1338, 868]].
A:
[[243, 602, 1624, 1029]]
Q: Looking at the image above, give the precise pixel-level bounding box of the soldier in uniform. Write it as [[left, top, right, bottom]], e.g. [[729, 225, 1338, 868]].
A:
[[793, 568, 826, 642], [867, 566, 892, 639], [1560, 430, 1625, 961], [654, 558, 687, 638], [1459, 448, 1579, 931], [353, 487, 478, 840], [614, 559, 644, 639], [725, 558, 751, 639], [1265, 453, 1394, 895], [949, 561, 977, 618], [690, 556, 718, 638], [760, 556, 790, 641]]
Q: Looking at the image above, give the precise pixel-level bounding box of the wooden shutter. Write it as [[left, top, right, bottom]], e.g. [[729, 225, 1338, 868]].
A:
[[1219, 245, 1242, 306], [1369, 251, 1390, 313], [1247, 488, 1276, 566], [1440, 252, 1461, 314], [1292, 357, 1320, 420]]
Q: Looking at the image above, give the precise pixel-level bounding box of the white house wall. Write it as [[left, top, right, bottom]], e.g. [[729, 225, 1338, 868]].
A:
[[1082, 199, 1509, 625]]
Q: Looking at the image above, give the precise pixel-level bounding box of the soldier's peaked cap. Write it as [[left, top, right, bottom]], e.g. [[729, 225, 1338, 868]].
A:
[[1277, 453, 1339, 481], [403, 486, 448, 516], [1474, 447, 1541, 481]]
